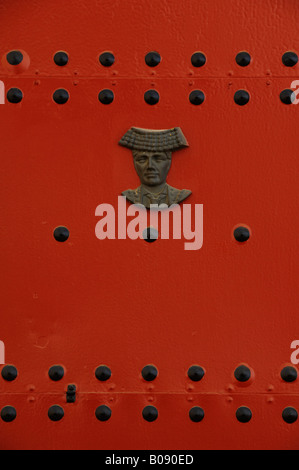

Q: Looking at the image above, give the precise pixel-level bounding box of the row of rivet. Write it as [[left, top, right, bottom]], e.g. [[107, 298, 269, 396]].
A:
[[6, 50, 299, 68], [0, 405, 297, 423], [52, 226, 251, 243], [2, 364, 297, 382], [4, 87, 296, 105]]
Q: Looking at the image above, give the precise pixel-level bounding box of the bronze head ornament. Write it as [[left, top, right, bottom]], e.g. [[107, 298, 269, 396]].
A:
[[119, 127, 192, 208]]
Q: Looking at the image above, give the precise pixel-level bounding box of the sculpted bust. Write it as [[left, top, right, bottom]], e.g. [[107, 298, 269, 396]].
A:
[[119, 127, 192, 209]]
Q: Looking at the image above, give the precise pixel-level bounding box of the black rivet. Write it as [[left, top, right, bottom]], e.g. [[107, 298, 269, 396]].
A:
[[144, 90, 159, 105], [142, 365, 158, 381], [142, 227, 158, 242], [7, 88, 23, 104], [281, 366, 297, 382], [234, 365, 251, 382], [54, 51, 69, 66], [191, 52, 206, 68], [234, 89, 250, 106], [6, 50, 23, 65], [53, 89, 69, 104], [188, 365, 205, 382], [235, 52, 251, 67], [189, 90, 205, 105], [1, 406, 17, 422], [145, 51, 161, 67], [48, 405, 64, 421], [280, 89, 295, 105], [98, 89, 114, 105], [236, 406, 252, 423], [66, 384, 76, 403], [282, 407, 298, 424], [53, 226, 69, 242], [282, 52, 298, 67], [95, 405, 111, 421], [142, 405, 158, 422], [189, 406, 204, 422], [95, 365, 111, 381], [48, 365, 64, 381], [234, 226, 250, 242], [99, 52, 115, 67], [1, 365, 18, 382]]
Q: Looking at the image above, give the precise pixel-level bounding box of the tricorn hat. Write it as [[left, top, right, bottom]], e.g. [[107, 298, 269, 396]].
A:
[[119, 127, 189, 152]]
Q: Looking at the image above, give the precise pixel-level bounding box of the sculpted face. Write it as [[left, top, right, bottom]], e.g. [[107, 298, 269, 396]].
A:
[[133, 150, 172, 186]]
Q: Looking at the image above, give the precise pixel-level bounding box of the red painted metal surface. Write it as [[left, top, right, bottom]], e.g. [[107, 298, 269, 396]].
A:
[[0, 0, 299, 450]]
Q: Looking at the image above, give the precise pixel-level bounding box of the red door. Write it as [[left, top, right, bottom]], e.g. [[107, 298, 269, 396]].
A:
[[0, 0, 299, 449]]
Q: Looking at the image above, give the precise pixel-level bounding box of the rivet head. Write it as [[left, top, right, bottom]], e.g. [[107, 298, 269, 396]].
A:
[[189, 90, 205, 105], [99, 52, 115, 67], [98, 89, 114, 105], [189, 406, 204, 422], [234, 365, 251, 382], [53, 89, 69, 104], [142, 227, 158, 243], [234, 89, 250, 106], [282, 407, 298, 424], [280, 89, 295, 105], [145, 51, 161, 67], [48, 365, 64, 381], [95, 405, 112, 421], [234, 226, 250, 242], [282, 52, 298, 67], [142, 405, 158, 422], [1, 406, 17, 422], [6, 50, 23, 65], [281, 366, 297, 382], [54, 51, 69, 66], [1, 365, 18, 382], [53, 226, 69, 242], [236, 406, 252, 423], [48, 405, 64, 421], [142, 365, 158, 381], [7, 88, 23, 103], [191, 52, 206, 68], [188, 365, 205, 382], [144, 89, 159, 105], [235, 52, 251, 67], [95, 365, 111, 381]]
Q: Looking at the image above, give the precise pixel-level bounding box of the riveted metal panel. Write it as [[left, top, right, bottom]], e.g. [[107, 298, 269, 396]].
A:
[[0, 0, 299, 449]]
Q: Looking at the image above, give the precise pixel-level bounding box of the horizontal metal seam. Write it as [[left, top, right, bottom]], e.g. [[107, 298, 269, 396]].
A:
[[0, 391, 299, 396], [0, 76, 297, 80]]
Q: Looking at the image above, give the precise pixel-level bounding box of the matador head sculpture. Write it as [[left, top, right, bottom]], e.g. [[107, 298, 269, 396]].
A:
[[119, 127, 192, 208]]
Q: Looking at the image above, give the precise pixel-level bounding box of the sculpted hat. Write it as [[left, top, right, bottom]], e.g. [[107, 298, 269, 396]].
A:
[[119, 127, 189, 152]]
